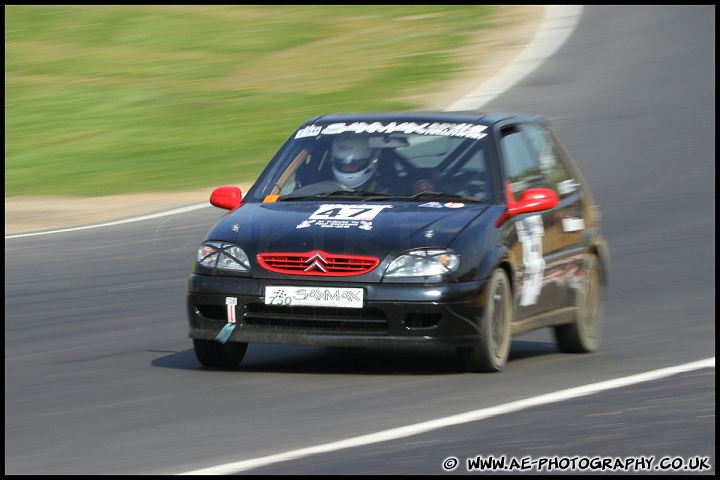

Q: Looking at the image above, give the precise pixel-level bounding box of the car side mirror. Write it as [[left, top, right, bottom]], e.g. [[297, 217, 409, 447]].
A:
[[507, 187, 559, 216], [496, 187, 559, 226], [210, 186, 244, 210]]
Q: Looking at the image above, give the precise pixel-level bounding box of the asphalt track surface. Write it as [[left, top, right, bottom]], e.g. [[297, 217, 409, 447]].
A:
[[4, 5, 715, 475]]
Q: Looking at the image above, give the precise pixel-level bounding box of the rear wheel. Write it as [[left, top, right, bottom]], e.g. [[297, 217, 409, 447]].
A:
[[459, 268, 512, 373], [193, 339, 248, 368], [554, 254, 604, 353]]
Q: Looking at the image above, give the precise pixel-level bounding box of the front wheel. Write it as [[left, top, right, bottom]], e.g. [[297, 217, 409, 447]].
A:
[[459, 268, 512, 373], [554, 254, 604, 353], [193, 339, 248, 369]]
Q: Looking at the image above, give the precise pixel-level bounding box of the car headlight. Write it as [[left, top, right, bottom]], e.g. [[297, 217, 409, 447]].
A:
[[197, 241, 250, 272], [384, 249, 459, 278]]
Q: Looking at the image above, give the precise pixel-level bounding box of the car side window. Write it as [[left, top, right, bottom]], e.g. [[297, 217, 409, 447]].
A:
[[519, 123, 574, 199], [499, 124, 550, 200], [500, 122, 577, 202]]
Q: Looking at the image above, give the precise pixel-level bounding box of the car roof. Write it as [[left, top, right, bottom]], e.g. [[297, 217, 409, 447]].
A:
[[302, 111, 549, 128]]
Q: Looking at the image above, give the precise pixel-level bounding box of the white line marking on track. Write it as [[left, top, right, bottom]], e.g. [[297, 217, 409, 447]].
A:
[[4, 203, 209, 239], [178, 357, 715, 475], [444, 5, 584, 111]]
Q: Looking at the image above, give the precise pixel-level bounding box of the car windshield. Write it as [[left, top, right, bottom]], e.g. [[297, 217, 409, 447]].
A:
[[245, 121, 495, 204]]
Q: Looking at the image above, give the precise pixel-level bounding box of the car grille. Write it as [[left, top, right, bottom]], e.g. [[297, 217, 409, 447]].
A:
[[244, 304, 389, 331], [257, 250, 379, 276]]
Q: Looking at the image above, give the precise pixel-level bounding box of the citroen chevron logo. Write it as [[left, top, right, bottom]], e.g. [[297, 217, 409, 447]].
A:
[[304, 252, 328, 272]]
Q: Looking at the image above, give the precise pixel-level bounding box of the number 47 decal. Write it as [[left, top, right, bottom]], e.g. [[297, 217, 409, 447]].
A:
[[309, 204, 392, 221]]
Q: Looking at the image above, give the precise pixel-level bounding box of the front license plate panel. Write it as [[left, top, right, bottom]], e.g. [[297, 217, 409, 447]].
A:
[[265, 286, 364, 309]]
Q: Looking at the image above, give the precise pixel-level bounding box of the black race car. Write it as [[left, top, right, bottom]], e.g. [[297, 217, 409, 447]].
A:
[[186, 112, 609, 373]]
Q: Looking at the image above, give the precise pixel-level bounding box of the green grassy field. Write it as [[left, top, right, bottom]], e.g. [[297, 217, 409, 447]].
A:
[[6, 5, 507, 197]]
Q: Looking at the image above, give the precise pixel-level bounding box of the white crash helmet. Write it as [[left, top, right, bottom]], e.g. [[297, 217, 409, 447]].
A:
[[331, 135, 380, 188]]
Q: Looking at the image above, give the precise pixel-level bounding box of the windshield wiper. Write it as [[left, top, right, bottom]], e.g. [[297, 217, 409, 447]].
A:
[[316, 190, 388, 198], [406, 191, 480, 202], [280, 190, 395, 201], [280, 189, 480, 202]]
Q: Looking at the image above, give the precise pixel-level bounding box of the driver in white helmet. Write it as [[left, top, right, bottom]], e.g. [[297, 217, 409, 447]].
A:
[[330, 134, 391, 192]]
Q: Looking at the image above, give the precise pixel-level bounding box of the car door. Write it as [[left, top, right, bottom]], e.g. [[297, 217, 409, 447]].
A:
[[532, 124, 590, 309], [497, 122, 559, 318], [516, 121, 587, 311]]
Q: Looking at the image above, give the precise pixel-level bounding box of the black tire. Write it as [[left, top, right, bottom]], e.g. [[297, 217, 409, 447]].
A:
[[459, 268, 512, 373], [554, 254, 604, 353], [193, 339, 248, 369]]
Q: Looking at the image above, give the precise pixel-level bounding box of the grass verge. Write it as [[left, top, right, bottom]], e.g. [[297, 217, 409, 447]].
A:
[[6, 5, 511, 197]]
